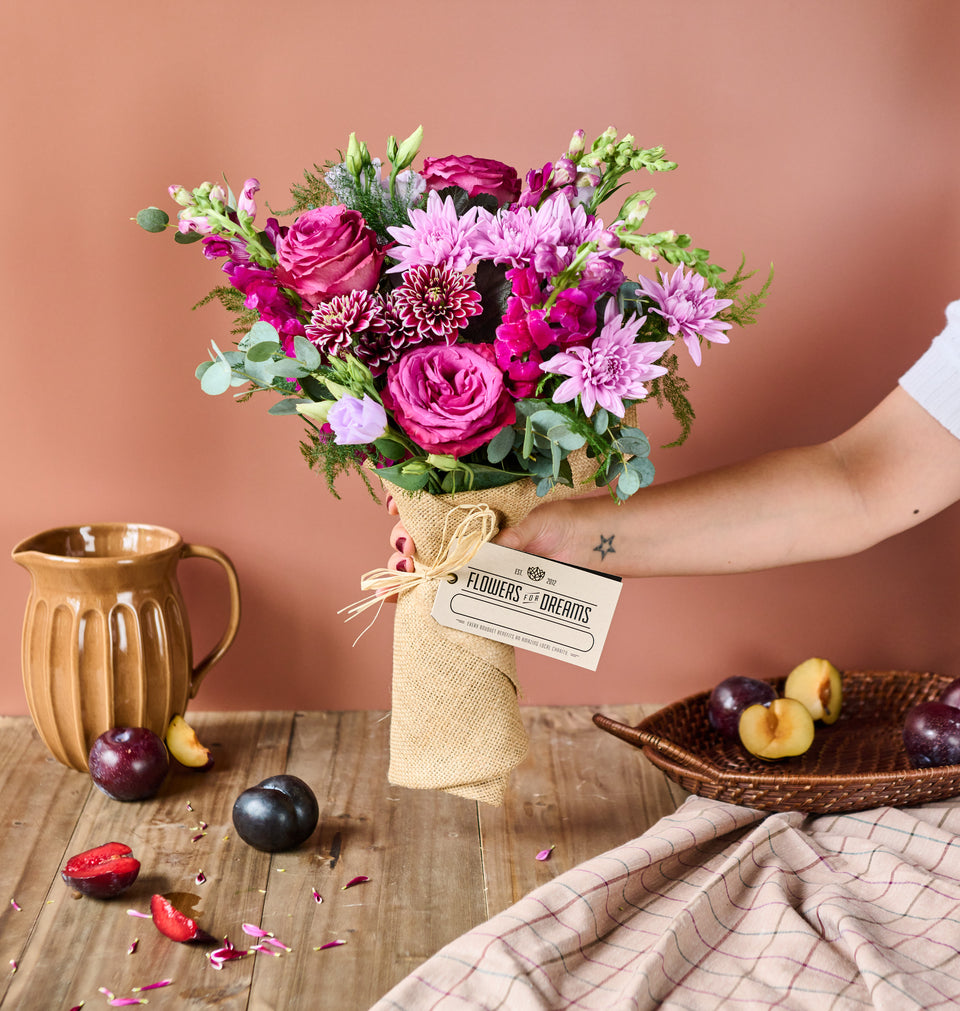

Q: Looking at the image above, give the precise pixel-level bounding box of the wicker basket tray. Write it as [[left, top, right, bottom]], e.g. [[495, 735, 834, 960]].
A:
[[593, 669, 960, 813]]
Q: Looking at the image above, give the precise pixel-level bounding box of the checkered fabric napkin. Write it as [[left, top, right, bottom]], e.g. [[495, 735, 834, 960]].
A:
[[371, 794, 960, 1010]]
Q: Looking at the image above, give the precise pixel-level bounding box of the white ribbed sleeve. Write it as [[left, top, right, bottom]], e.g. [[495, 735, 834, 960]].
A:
[[899, 300, 960, 439]]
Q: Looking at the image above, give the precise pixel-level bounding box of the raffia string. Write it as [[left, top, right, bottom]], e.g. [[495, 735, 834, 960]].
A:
[[339, 504, 498, 632]]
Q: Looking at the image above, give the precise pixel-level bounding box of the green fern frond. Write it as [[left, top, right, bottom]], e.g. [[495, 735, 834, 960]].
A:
[[650, 353, 696, 447], [299, 428, 379, 501], [192, 286, 260, 335]]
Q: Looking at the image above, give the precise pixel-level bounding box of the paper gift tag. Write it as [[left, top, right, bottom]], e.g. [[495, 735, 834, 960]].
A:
[[431, 542, 622, 671]]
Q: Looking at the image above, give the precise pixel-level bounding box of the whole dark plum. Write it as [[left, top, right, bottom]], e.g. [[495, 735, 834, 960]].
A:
[[88, 727, 169, 801], [232, 774, 319, 852], [938, 678, 960, 710], [903, 701, 960, 768], [707, 676, 777, 738]]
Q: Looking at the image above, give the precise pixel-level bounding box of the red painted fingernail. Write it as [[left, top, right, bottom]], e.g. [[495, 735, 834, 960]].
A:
[[385, 494, 394, 510], [395, 558, 410, 572], [394, 536, 407, 554]]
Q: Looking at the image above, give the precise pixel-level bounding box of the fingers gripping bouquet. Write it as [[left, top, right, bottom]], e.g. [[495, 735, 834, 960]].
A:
[[138, 126, 768, 804]]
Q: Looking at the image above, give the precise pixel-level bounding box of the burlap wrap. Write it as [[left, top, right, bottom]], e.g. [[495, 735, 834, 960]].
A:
[[381, 458, 595, 806]]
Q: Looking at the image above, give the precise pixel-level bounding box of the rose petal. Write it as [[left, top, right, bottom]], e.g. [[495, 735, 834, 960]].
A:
[[341, 876, 370, 890]]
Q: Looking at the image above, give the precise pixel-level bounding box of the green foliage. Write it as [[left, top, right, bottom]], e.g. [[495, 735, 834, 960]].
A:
[[299, 428, 379, 501], [193, 286, 259, 335], [717, 256, 774, 328], [649, 352, 696, 448], [283, 164, 336, 214], [136, 207, 169, 232]]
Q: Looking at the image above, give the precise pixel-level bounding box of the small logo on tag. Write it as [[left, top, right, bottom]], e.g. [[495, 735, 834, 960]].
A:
[[527, 565, 546, 582]]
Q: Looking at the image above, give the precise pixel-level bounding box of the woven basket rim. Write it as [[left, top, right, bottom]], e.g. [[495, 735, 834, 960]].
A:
[[593, 668, 960, 812]]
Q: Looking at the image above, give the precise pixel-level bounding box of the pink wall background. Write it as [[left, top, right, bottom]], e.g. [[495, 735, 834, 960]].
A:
[[3, 0, 960, 717]]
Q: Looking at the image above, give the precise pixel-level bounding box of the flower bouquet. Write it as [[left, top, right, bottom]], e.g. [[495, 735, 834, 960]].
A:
[[137, 126, 767, 804]]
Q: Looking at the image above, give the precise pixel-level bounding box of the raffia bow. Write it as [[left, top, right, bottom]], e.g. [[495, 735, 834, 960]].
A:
[[339, 503, 498, 632]]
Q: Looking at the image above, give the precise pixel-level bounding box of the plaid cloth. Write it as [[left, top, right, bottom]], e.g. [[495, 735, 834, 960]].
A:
[[371, 795, 960, 1010]]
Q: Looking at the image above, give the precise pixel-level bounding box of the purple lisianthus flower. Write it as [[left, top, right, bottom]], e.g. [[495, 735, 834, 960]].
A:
[[637, 264, 733, 366], [327, 394, 388, 445], [540, 301, 673, 417]]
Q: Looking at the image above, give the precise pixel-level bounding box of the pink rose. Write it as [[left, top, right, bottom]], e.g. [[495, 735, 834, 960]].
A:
[[275, 205, 385, 307], [382, 344, 516, 457], [421, 155, 521, 206]]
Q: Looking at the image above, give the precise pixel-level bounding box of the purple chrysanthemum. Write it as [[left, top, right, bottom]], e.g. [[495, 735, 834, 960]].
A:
[[637, 264, 733, 366], [305, 289, 385, 359], [392, 263, 482, 345], [385, 190, 483, 274], [540, 301, 673, 417]]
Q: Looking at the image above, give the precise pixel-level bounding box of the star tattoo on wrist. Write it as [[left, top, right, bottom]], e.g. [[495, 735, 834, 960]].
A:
[[594, 534, 615, 561]]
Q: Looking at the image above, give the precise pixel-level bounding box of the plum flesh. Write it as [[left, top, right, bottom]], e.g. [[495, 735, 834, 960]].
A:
[[61, 841, 140, 898]]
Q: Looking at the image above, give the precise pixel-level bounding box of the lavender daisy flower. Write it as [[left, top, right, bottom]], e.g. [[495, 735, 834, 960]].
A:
[[386, 190, 482, 274], [540, 301, 673, 417], [392, 263, 482, 345], [470, 199, 563, 268], [637, 264, 733, 366]]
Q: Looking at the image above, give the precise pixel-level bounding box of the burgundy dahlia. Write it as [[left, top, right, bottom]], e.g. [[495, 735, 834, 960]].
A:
[[392, 263, 482, 345]]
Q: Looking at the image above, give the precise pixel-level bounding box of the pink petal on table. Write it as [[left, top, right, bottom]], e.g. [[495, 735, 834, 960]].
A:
[[314, 939, 347, 950], [9, 960, 16, 973], [10, 899, 21, 911], [263, 936, 291, 951], [127, 939, 138, 955], [312, 887, 323, 904], [341, 876, 370, 890], [195, 870, 206, 885], [535, 845, 556, 861], [131, 979, 173, 992], [126, 908, 152, 919], [242, 923, 271, 938]]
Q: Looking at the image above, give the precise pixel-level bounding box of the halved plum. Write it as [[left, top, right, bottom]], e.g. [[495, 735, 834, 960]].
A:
[[150, 893, 214, 943], [61, 842, 140, 898]]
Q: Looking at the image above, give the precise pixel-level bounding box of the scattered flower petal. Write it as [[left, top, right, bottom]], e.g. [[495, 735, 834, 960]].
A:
[[536, 844, 556, 862], [314, 939, 347, 950], [341, 876, 370, 890], [190, 833, 205, 843], [131, 979, 172, 992], [311, 887, 323, 904], [263, 936, 291, 951], [186, 801, 193, 811], [10, 898, 21, 911], [127, 938, 138, 955], [127, 908, 152, 919], [68, 1003, 85, 1010], [195, 870, 206, 885], [209, 938, 247, 970], [9, 960, 16, 973], [249, 944, 281, 956], [242, 923, 271, 938]]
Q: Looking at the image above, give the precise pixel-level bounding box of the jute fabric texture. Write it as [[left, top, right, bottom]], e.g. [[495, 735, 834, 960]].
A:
[[382, 467, 593, 806]]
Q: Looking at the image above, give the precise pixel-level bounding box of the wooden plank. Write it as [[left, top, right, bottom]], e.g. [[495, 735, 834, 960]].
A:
[[0, 716, 93, 1006], [479, 704, 683, 916], [3, 711, 294, 1011], [248, 710, 488, 1011]]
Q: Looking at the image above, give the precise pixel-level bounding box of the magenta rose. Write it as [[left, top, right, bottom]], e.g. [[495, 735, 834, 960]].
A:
[[275, 205, 385, 307], [421, 155, 521, 206], [382, 343, 516, 457]]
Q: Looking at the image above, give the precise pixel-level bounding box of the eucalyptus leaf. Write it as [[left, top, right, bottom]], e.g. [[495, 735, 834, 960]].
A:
[[268, 398, 309, 416], [195, 360, 214, 381], [546, 424, 586, 452], [486, 426, 516, 464], [173, 231, 202, 245], [239, 320, 280, 351], [245, 340, 281, 363], [243, 359, 277, 388], [221, 350, 245, 368], [625, 454, 656, 486], [535, 477, 556, 497], [293, 334, 322, 371], [136, 206, 169, 232], [265, 358, 310, 379], [616, 467, 642, 500], [200, 359, 232, 396], [593, 408, 609, 435], [529, 409, 571, 432], [616, 433, 652, 457]]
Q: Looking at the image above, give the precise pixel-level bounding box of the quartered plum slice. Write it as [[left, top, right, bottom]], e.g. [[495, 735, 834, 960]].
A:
[[61, 842, 141, 898], [150, 893, 214, 943]]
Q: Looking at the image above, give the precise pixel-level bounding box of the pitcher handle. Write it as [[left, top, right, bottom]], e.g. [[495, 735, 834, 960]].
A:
[[180, 543, 242, 698]]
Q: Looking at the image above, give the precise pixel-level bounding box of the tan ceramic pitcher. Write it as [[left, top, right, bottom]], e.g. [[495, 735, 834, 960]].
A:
[[12, 523, 241, 771]]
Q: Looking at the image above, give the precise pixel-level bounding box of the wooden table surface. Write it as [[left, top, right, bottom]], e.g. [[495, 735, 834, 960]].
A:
[[0, 706, 685, 1010]]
